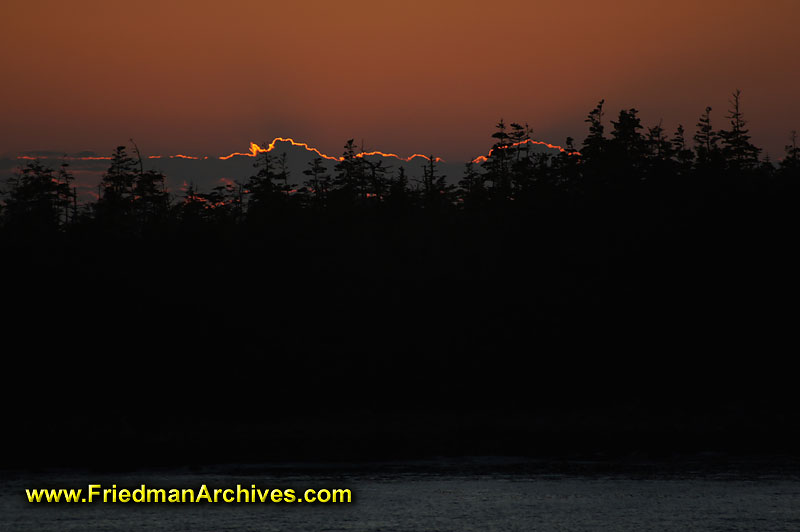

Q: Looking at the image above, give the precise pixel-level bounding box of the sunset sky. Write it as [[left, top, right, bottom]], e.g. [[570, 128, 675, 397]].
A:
[[2, 0, 799, 162]]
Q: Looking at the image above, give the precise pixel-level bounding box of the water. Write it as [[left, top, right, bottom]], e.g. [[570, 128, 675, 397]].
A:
[[3, 460, 800, 531]]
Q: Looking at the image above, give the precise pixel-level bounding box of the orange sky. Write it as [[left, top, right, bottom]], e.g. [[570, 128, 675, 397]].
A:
[[2, 0, 798, 161]]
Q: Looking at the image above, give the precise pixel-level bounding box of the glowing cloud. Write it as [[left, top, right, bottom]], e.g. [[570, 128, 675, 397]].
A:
[[15, 136, 578, 165]]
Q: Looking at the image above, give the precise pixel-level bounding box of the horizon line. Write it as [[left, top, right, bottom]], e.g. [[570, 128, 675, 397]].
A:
[[15, 137, 579, 165]]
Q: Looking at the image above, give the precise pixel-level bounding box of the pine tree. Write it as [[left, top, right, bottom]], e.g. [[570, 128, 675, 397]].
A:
[[133, 169, 169, 226], [644, 121, 673, 180], [332, 139, 365, 205], [96, 145, 138, 225], [779, 130, 800, 179], [671, 125, 695, 175], [718, 89, 761, 171], [206, 180, 241, 224], [509, 122, 535, 193], [364, 159, 391, 202], [56, 162, 77, 226], [420, 156, 450, 209], [693, 106, 720, 168], [179, 181, 210, 225], [1, 161, 65, 232], [457, 161, 486, 207], [646, 121, 672, 160], [302, 157, 331, 208], [608, 108, 646, 186], [386, 166, 411, 211], [246, 143, 281, 218], [482, 119, 513, 199], [275, 152, 292, 195], [610, 108, 645, 159], [553, 137, 580, 188], [509, 122, 533, 161], [581, 99, 606, 160]]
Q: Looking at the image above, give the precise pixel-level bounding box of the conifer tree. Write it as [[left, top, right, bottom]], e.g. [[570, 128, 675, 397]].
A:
[[610, 108, 645, 159], [779, 130, 800, 179], [718, 89, 761, 171], [96, 145, 138, 225], [509, 122, 532, 161], [364, 159, 390, 202], [645, 121, 673, 180], [133, 169, 169, 226], [1, 161, 67, 232], [246, 143, 281, 218], [482, 119, 513, 199], [693, 106, 720, 168], [646, 121, 672, 161], [333, 139, 365, 205], [302, 157, 331, 208], [458, 161, 486, 206], [179, 181, 211, 225], [509, 122, 535, 193], [56, 162, 77, 226], [581, 99, 607, 161], [420, 156, 450, 209], [609, 108, 646, 185], [386, 166, 411, 211], [553, 137, 580, 188], [275, 152, 292, 195], [671, 125, 695, 175]]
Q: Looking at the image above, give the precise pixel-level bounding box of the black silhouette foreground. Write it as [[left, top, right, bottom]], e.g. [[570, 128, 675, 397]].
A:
[[2, 93, 799, 470]]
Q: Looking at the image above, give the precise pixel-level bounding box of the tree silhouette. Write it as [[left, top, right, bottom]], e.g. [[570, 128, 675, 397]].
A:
[[671, 125, 695, 176], [179, 181, 214, 227], [509, 122, 535, 193], [385, 166, 412, 211], [364, 158, 391, 203], [780, 130, 799, 178], [1, 161, 70, 233], [419, 156, 450, 210], [582, 99, 607, 161], [95, 145, 138, 227], [275, 152, 292, 195], [457, 161, 487, 208], [302, 157, 331, 209], [610, 109, 645, 158], [693, 106, 721, 169], [718, 89, 761, 171], [58, 163, 78, 226], [4, 95, 791, 229], [332, 139, 366, 206], [552, 137, 580, 190], [482, 119, 513, 200], [608, 108, 646, 189], [246, 143, 282, 221], [133, 169, 169, 227]]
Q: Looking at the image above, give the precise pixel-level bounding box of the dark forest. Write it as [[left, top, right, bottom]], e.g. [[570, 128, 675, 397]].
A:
[[2, 92, 799, 469]]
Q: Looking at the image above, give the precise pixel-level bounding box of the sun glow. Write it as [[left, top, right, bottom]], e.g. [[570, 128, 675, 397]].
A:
[[15, 136, 578, 164], [471, 139, 579, 164], [218, 138, 443, 163]]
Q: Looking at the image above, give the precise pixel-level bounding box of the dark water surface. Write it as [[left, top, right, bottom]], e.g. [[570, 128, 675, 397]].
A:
[[3, 458, 800, 531]]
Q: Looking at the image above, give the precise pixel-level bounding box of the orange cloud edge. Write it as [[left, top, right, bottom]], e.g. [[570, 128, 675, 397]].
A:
[[17, 137, 578, 164]]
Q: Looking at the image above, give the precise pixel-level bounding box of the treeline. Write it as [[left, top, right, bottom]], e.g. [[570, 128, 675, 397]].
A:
[[2, 91, 798, 235], [3, 93, 800, 466]]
